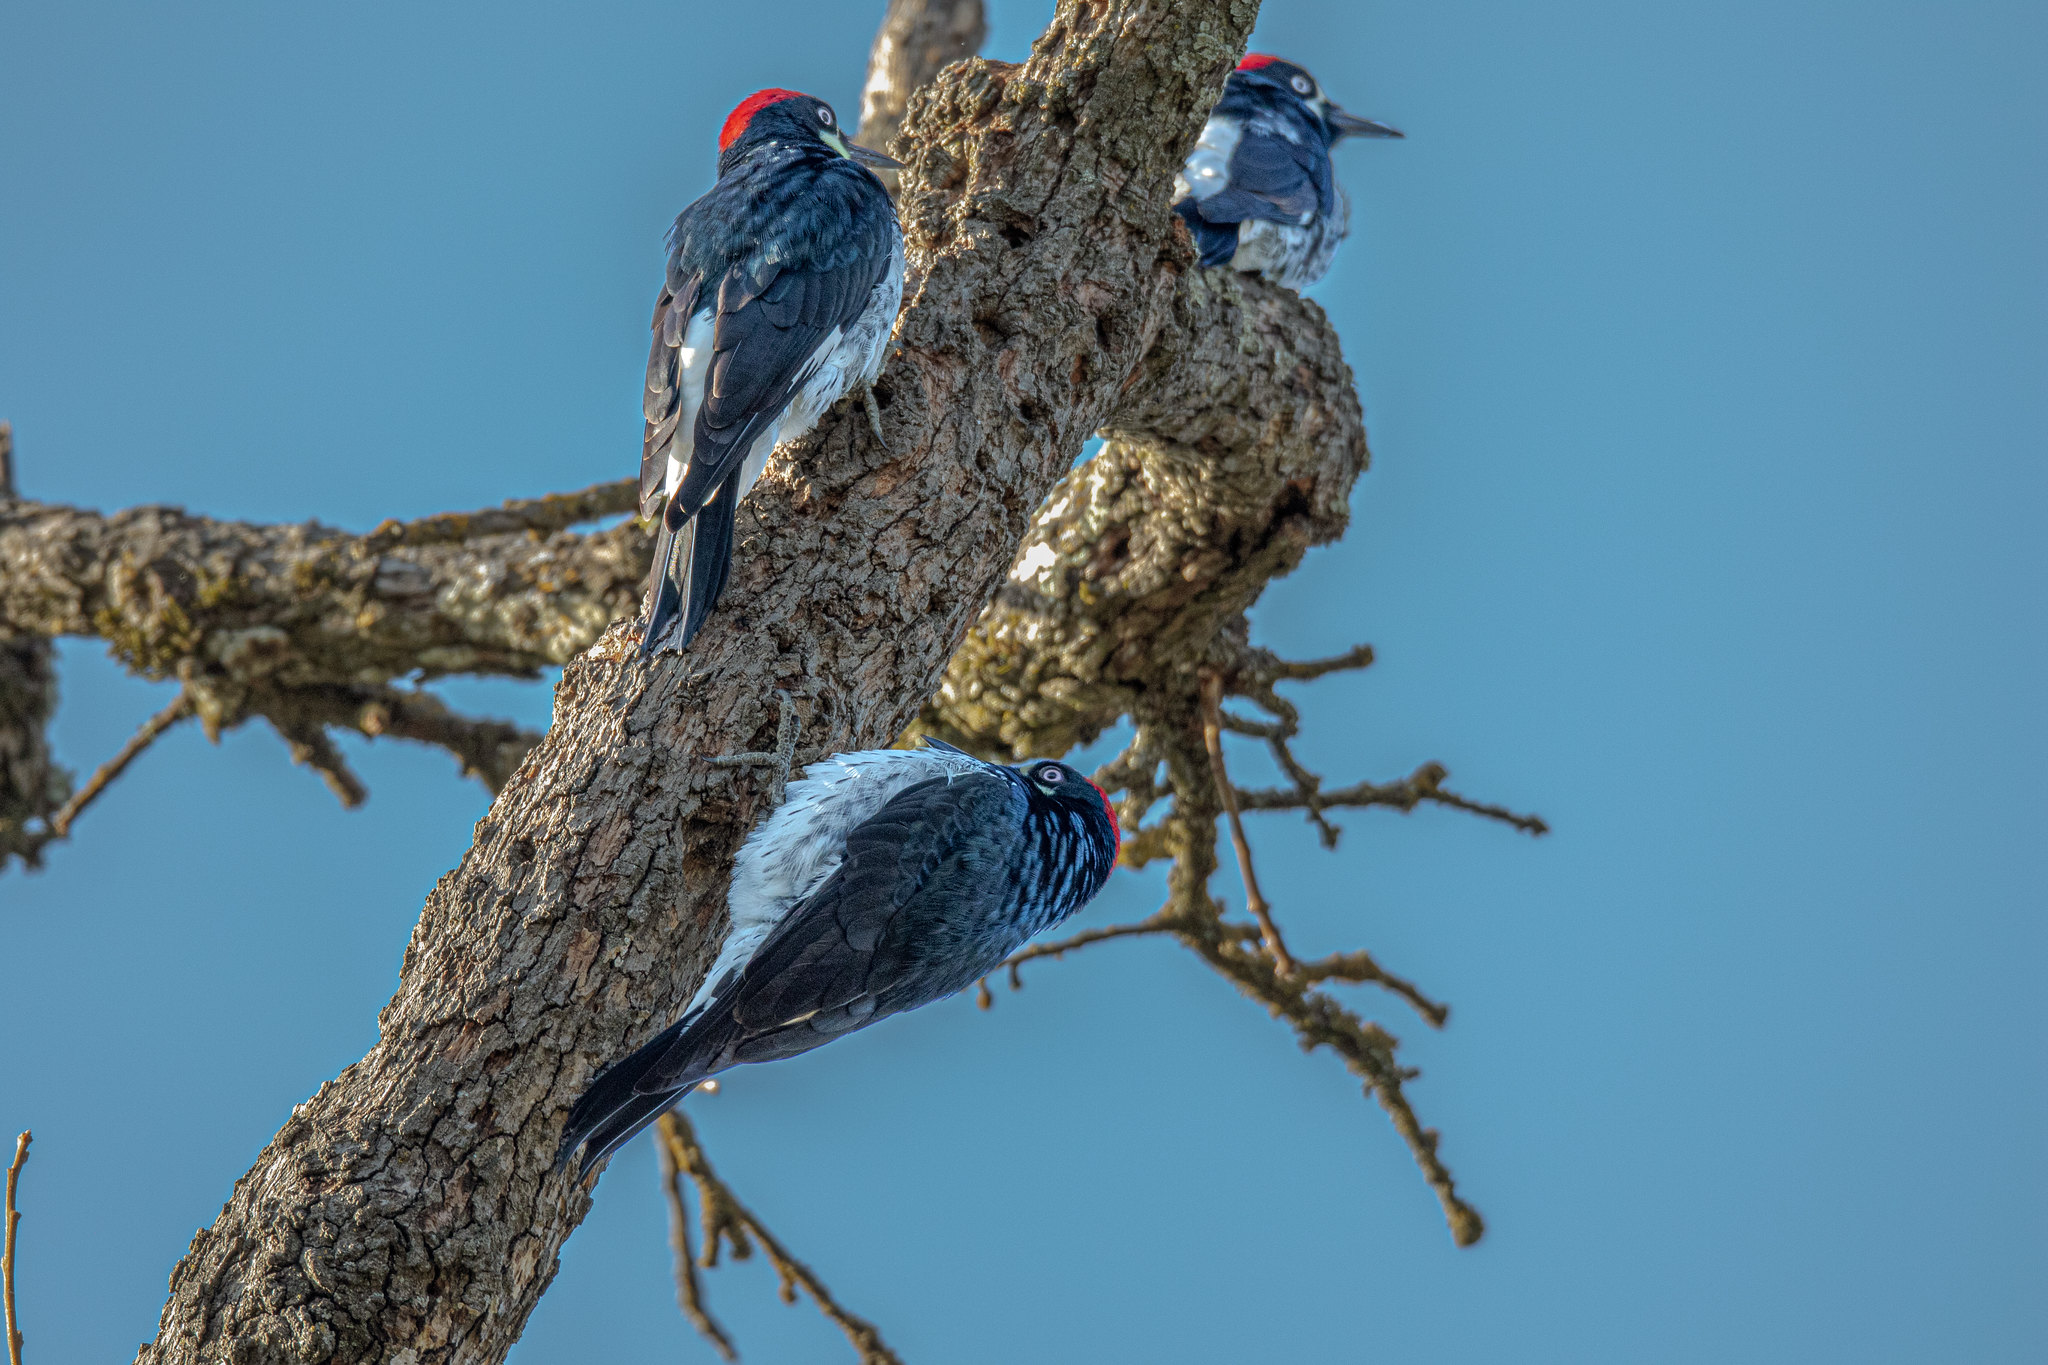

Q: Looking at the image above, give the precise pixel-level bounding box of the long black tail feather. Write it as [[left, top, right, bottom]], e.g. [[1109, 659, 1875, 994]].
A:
[[638, 517, 694, 658], [638, 466, 744, 657], [571, 1085, 688, 1180], [557, 1017, 692, 1177], [680, 468, 742, 648]]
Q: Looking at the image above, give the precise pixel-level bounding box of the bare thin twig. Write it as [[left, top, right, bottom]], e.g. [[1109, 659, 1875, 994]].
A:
[[1263, 644, 1375, 681], [997, 908, 1202, 992], [268, 718, 368, 809], [1236, 761, 1550, 837], [1175, 918, 1485, 1245], [46, 690, 194, 839], [656, 1111, 901, 1365], [1295, 948, 1450, 1027], [4, 1131, 28, 1365], [655, 1122, 737, 1362], [1200, 671, 1296, 976], [359, 479, 637, 552]]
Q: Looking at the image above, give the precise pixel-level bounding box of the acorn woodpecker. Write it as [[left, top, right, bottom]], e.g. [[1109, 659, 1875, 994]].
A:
[[639, 89, 906, 654], [558, 741, 1121, 1176], [1172, 55, 1403, 290]]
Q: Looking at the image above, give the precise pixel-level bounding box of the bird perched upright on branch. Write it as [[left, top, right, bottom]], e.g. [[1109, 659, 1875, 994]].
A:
[[639, 89, 905, 654], [558, 741, 1121, 1177], [1172, 55, 1403, 290]]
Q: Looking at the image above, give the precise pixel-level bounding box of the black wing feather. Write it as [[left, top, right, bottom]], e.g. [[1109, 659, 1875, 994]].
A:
[[557, 770, 1030, 1177], [1193, 130, 1329, 225], [630, 771, 1017, 1095], [640, 273, 704, 519], [666, 257, 885, 525]]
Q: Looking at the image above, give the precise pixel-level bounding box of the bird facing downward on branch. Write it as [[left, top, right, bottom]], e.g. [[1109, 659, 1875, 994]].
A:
[[639, 89, 906, 654], [1172, 54, 1403, 290], [558, 741, 1121, 1177]]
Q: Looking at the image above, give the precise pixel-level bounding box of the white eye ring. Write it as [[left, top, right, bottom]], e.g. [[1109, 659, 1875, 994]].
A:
[[1036, 764, 1063, 784], [817, 106, 834, 126], [1291, 75, 1314, 95]]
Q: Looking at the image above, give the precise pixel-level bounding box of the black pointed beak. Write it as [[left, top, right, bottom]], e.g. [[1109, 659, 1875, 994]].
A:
[[846, 142, 903, 169], [1327, 106, 1404, 140]]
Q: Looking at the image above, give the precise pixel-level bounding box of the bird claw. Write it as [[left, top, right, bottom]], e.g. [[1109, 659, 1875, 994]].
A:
[[859, 383, 889, 451], [705, 689, 800, 805]]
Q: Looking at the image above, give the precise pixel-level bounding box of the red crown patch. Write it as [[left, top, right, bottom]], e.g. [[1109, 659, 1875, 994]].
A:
[[720, 89, 807, 152]]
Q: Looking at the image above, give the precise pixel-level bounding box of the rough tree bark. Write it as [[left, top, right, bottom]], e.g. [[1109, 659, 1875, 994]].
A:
[[128, 2, 1266, 1360], [0, 424, 72, 869], [855, 0, 988, 162]]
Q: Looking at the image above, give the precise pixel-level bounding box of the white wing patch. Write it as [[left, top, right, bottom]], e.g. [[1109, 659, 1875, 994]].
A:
[[662, 309, 720, 501], [675, 231, 905, 519], [1175, 115, 1242, 203], [683, 744, 985, 1016]]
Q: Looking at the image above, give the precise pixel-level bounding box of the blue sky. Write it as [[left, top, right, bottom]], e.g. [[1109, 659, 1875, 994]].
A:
[[2, 1, 2042, 1361]]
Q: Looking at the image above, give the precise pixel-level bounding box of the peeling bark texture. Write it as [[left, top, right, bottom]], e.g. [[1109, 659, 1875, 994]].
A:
[[920, 273, 1366, 759], [134, 3, 1261, 1361], [854, 0, 987, 162]]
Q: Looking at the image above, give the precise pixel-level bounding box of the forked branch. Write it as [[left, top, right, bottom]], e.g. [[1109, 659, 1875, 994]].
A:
[[656, 1111, 900, 1365]]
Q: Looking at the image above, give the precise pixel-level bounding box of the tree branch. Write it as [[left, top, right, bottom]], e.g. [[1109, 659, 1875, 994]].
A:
[[854, 0, 987, 166], [359, 480, 637, 553], [0, 423, 71, 873], [654, 1119, 737, 1362], [1235, 760, 1551, 837], [43, 688, 194, 840], [136, 4, 1265, 1359], [4, 1131, 27, 1365], [0, 466, 620, 861], [0, 494, 643, 684], [919, 274, 1367, 760], [656, 1112, 898, 1365], [1148, 721, 1487, 1246], [1200, 669, 1297, 975]]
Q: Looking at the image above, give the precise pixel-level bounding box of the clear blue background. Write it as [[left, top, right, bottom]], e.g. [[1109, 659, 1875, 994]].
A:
[[3, 1, 2042, 1361]]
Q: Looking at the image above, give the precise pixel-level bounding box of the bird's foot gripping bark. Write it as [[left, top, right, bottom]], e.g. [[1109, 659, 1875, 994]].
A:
[[705, 689, 801, 805]]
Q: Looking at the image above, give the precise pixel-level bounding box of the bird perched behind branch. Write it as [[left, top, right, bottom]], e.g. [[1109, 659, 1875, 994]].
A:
[[639, 89, 905, 654], [558, 741, 1121, 1177], [1172, 55, 1403, 290]]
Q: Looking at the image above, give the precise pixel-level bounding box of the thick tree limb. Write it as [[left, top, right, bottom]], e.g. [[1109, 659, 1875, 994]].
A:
[[0, 490, 642, 685], [0, 424, 71, 872], [919, 273, 1367, 759], [0, 630, 65, 873], [0, 479, 631, 838], [135, 4, 1260, 1360]]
